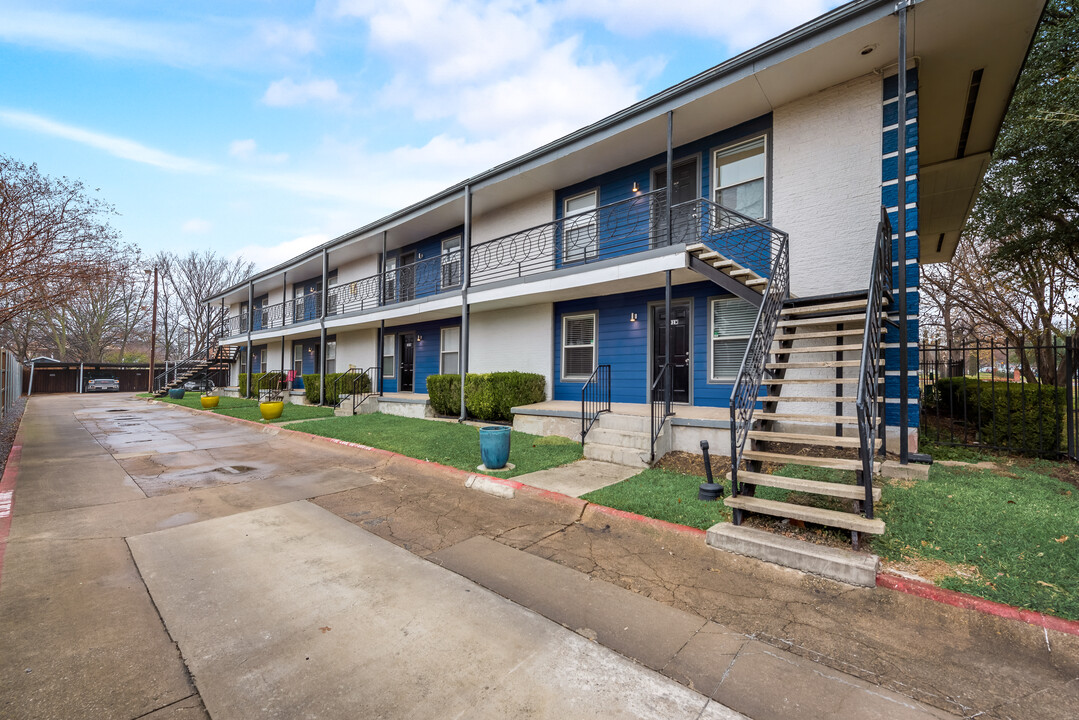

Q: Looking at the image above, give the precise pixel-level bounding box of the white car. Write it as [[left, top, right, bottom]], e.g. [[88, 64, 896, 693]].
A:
[[87, 378, 120, 392]]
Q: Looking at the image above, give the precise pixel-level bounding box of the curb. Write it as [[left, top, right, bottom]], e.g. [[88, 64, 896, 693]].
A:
[[877, 572, 1079, 637], [0, 439, 23, 591], [143, 398, 1079, 636]]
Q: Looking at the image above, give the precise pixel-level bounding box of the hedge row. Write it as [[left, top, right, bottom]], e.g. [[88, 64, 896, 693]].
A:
[[426, 372, 545, 421], [237, 372, 284, 398], [301, 372, 372, 405], [930, 378, 1066, 455]]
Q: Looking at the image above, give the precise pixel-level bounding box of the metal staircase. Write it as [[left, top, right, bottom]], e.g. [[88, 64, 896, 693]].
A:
[[152, 345, 238, 397], [723, 208, 894, 548]]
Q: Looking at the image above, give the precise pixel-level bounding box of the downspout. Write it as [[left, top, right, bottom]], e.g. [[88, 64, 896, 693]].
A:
[[246, 281, 253, 399], [319, 248, 328, 405], [896, 1, 910, 464], [459, 185, 471, 422], [664, 110, 674, 417], [379, 320, 385, 397], [78, 362, 83, 393], [379, 231, 387, 397], [28, 362, 34, 397]]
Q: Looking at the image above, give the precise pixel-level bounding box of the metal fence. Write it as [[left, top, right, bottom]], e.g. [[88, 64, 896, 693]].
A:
[[1, 349, 24, 420], [919, 337, 1078, 459]]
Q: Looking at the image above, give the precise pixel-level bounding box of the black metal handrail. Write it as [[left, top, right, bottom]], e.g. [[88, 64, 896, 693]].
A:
[[691, 198, 788, 279], [254, 371, 286, 403], [650, 363, 672, 463], [854, 207, 893, 518], [581, 364, 611, 445], [332, 366, 377, 414], [728, 229, 790, 496]]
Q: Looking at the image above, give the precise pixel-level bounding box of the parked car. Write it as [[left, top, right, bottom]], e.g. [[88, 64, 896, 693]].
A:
[[183, 377, 215, 392], [87, 378, 120, 392]]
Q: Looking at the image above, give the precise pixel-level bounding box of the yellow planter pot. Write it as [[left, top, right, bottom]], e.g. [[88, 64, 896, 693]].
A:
[[259, 401, 284, 420], [200, 395, 220, 409]]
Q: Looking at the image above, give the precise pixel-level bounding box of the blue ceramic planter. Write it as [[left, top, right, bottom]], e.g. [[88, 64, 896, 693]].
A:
[[168, 388, 185, 399], [479, 426, 511, 470]]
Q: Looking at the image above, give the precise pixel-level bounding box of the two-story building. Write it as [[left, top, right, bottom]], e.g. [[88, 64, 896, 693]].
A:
[[203, 0, 1045, 540]]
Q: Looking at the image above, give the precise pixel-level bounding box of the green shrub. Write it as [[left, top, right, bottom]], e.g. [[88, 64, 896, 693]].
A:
[[238, 372, 284, 398], [427, 371, 545, 421], [426, 374, 461, 416], [932, 378, 1066, 455], [301, 372, 372, 405]]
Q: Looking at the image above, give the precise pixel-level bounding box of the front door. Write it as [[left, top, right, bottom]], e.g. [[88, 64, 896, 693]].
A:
[[653, 157, 699, 246], [652, 304, 690, 404], [399, 251, 416, 301], [399, 333, 415, 392]]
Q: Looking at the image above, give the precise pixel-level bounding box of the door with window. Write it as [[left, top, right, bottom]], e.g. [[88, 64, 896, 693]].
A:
[[399, 333, 415, 392], [399, 252, 416, 302], [441, 237, 462, 290], [383, 256, 397, 304], [563, 191, 598, 264], [652, 304, 691, 404], [653, 157, 699, 246], [294, 279, 321, 322]]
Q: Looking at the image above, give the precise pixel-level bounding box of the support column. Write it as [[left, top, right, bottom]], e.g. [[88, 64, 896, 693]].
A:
[[319, 249, 328, 405], [897, 2, 910, 464], [378, 320, 385, 396], [246, 281, 253, 399], [460, 185, 471, 422], [664, 111, 674, 415]]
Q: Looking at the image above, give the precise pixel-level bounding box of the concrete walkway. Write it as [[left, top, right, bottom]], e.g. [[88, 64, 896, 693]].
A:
[[513, 458, 638, 496], [2, 394, 1077, 719]]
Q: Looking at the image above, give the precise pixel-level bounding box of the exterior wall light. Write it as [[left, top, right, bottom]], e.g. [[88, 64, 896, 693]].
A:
[[631, 181, 640, 193], [630, 313, 638, 322]]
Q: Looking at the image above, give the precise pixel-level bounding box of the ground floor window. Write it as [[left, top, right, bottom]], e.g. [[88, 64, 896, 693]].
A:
[[326, 340, 336, 374], [293, 343, 303, 377], [441, 326, 460, 374], [382, 334, 396, 377], [710, 297, 757, 381], [562, 312, 597, 381]]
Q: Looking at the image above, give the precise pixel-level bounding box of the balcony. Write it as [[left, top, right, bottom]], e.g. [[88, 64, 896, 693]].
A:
[[219, 192, 782, 340]]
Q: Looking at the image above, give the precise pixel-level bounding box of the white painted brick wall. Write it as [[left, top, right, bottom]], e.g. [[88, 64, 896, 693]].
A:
[[471, 191, 555, 285], [773, 74, 882, 297], [335, 329, 379, 370], [468, 304, 554, 399]]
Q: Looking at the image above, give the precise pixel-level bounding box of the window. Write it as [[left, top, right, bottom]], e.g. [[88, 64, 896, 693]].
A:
[[562, 313, 597, 380], [239, 350, 247, 377], [441, 236, 462, 289], [440, 326, 460, 374], [293, 343, 303, 378], [327, 271, 339, 316], [383, 257, 397, 303], [714, 137, 767, 220], [563, 191, 598, 263], [257, 347, 267, 372], [382, 333, 396, 378], [326, 340, 336, 374], [710, 297, 758, 380]]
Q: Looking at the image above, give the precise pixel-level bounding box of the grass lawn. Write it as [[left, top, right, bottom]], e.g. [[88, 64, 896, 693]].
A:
[[152, 394, 334, 423], [583, 454, 1079, 621], [289, 414, 582, 478]]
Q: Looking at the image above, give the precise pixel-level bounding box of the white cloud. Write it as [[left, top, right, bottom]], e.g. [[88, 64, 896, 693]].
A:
[[182, 218, 212, 234], [232, 234, 331, 271], [0, 109, 215, 173], [254, 20, 317, 55], [262, 77, 345, 107], [229, 138, 289, 164]]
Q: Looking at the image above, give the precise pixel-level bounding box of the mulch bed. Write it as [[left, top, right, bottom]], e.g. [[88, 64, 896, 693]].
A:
[[0, 396, 27, 478]]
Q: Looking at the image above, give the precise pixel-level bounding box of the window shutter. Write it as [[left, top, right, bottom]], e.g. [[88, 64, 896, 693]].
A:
[[565, 316, 595, 346], [711, 298, 756, 379], [563, 315, 596, 378]]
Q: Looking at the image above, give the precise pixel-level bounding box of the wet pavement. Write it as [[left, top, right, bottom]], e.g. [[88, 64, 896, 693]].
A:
[[1, 393, 1077, 719]]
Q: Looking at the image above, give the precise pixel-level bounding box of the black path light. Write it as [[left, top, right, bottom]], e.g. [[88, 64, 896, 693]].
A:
[[698, 440, 724, 501]]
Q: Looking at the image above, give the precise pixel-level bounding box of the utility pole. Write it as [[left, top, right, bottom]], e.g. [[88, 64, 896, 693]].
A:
[[146, 266, 158, 394]]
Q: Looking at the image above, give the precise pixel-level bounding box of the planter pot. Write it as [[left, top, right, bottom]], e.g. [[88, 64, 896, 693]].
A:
[[479, 426, 511, 470], [168, 388, 185, 400], [200, 395, 220, 409], [259, 401, 284, 421]]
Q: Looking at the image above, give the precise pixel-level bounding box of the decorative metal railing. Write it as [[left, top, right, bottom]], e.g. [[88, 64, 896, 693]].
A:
[[854, 207, 893, 517], [690, 198, 787, 279], [650, 363, 673, 462], [152, 344, 237, 395], [728, 227, 790, 496], [332, 366, 377, 414], [471, 191, 665, 286], [581, 364, 611, 445]]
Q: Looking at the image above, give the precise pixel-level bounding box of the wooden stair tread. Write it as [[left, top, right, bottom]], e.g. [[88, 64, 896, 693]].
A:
[[766, 360, 875, 369], [771, 343, 864, 354], [729, 268, 760, 279], [781, 300, 868, 316], [756, 412, 858, 424], [775, 329, 867, 341], [763, 377, 870, 385], [743, 449, 879, 472], [777, 313, 867, 328], [748, 430, 882, 450], [725, 470, 881, 502], [724, 496, 885, 534], [763, 395, 857, 403], [745, 278, 768, 287]]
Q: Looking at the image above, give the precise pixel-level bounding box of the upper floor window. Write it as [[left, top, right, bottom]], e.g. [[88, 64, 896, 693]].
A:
[[714, 137, 767, 220], [441, 236, 462, 289], [563, 190, 598, 264]]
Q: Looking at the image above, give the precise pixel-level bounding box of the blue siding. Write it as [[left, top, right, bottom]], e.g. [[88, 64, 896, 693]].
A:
[[553, 281, 741, 408], [381, 317, 461, 394], [386, 225, 464, 301]]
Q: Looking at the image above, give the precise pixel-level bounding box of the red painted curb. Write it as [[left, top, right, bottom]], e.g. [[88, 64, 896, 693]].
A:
[[877, 572, 1079, 637], [0, 442, 23, 591]]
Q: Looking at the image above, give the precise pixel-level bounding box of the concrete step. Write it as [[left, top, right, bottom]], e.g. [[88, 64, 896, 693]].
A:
[[707, 524, 880, 586], [726, 470, 881, 502], [586, 427, 651, 451], [584, 442, 650, 468], [596, 413, 650, 433], [748, 430, 873, 450], [742, 449, 880, 473], [781, 299, 868, 317], [724, 495, 885, 535]]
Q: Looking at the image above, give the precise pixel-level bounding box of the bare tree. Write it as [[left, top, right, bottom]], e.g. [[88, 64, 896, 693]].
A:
[[0, 155, 118, 327], [161, 250, 252, 359]]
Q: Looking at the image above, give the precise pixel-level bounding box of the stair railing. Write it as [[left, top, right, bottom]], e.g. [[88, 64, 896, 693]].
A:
[[728, 233, 790, 497], [854, 207, 893, 519], [332, 367, 377, 414], [581, 364, 610, 445], [650, 363, 673, 462], [152, 344, 230, 394]]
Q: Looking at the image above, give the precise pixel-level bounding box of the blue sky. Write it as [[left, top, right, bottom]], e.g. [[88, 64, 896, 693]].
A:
[[1, 0, 839, 269]]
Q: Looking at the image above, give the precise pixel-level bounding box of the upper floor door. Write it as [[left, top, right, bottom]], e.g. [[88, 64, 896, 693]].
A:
[[652, 157, 699, 246]]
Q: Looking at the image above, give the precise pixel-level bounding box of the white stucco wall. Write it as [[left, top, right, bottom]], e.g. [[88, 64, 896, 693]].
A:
[[471, 191, 556, 285], [772, 73, 882, 297], [468, 303, 554, 400], [334, 328, 379, 371], [334, 254, 380, 285]]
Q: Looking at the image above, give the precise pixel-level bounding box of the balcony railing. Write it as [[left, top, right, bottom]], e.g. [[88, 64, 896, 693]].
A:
[[219, 190, 783, 338]]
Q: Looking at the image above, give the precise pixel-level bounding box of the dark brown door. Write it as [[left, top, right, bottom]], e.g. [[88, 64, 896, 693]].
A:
[[652, 304, 690, 404], [399, 251, 416, 301], [653, 158, 699, 246], [399, 333, 415, 392]]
